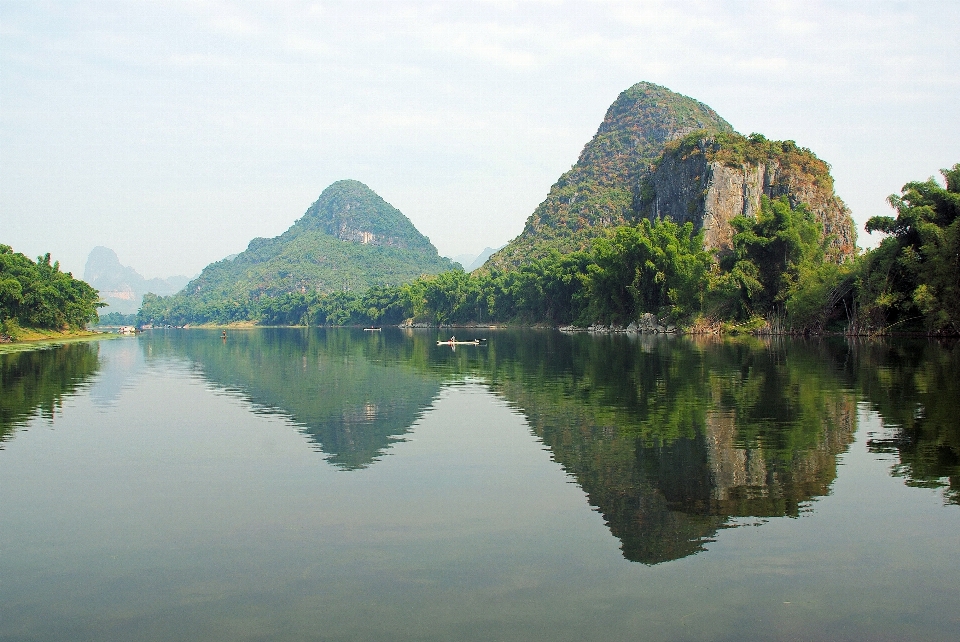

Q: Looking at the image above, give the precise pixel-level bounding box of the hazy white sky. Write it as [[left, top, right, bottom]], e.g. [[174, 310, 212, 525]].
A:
[[2, 0, 957, 278]]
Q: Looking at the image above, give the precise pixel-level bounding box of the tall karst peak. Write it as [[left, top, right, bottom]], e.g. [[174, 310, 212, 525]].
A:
[[294, 179, 436, 254], [141, 180, 454, 323], [486, 82, 735, 270]]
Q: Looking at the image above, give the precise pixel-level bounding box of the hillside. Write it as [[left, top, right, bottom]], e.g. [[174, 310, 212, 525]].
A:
[[486, 82, 735, 270], [486, 82, 855, 271], [83, 247, 190, 315], [139, 181, 454, 324]]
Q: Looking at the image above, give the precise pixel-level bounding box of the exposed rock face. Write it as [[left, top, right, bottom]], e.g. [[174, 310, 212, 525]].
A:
[[648, 136, 856, 258], [485, 82, 735, 270], [484, 82, 856, 271]]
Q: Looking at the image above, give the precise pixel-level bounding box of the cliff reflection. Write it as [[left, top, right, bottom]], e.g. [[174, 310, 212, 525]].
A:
[[132, 328, 953, 564], [140, 329, 442, 469], [0, 343, 101, 444], [479, 333, 857, 564]]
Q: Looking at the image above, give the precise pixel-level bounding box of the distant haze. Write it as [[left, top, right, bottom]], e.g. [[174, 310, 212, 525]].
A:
[[2, 1, 958, 278], [83, 247, 191, 315]]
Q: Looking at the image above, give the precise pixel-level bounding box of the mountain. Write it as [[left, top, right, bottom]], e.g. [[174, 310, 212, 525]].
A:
[[464, 247, 501, 271], [485, 82, 854, 271], [449, 253, 476, 270], [83, 247, 191, 315], [486, 82, 735, 270], [450, 246, 503, 272], [144, 180, 454, 321]]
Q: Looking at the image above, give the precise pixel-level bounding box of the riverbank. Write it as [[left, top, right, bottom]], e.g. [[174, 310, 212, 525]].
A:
[[0, 328, 116, 353]]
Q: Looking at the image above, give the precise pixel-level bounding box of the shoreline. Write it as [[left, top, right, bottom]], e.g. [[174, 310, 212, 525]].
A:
[[0, 328, 119, 353]]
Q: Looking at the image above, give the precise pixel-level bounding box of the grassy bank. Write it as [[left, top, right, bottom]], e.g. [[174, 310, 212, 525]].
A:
[[0, 327, 116, 353]]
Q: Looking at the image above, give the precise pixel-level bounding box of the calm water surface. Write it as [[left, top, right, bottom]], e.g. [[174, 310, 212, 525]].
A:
[[1, 329, 958, 641]]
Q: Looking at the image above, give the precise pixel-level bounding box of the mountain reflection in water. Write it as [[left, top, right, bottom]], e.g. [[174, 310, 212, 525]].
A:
[[131, 328, 956, 565], [140, 328, 442, 469], [480, 333, 859, 564]]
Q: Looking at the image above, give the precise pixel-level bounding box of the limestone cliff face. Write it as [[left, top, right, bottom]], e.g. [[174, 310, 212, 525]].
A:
[[647, 135, 856, 258], [484, 83, 856, 271]]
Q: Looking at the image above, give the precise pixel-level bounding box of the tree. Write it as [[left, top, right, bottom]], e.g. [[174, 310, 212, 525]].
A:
[[860, 163, 960, 333], [0, 245, 101, 331]]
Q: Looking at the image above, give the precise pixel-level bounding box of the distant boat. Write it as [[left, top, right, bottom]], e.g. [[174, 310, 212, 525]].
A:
[[364, 327, 382, 332], [437, 338, 486, 346]]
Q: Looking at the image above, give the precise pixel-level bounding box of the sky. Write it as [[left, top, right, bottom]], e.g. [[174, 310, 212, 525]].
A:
[[2, 1, 958, 279]]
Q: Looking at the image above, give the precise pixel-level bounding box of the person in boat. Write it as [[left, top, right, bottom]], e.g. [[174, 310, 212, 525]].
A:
[[222, 330, 227, 340]]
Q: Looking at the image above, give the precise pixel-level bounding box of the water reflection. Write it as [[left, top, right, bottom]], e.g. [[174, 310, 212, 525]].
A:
[[858, 339, 960, 505], [139, 328, 443, 469], [0, 343, 101, 445], [5, 330, 958, 567], [469, 333, 858, 563]]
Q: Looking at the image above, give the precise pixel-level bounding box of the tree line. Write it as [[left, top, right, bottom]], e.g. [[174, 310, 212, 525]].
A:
[[138, 163, 960, 335], [0, 246, 102, 337]]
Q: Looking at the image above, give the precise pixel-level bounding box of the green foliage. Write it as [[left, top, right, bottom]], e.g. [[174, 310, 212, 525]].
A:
[[710, 196, 849, 330], [0, 245, 101, 331], [97, 311, 137, 326], [858, 163, 960, 333], [587, 219, 710, 325]]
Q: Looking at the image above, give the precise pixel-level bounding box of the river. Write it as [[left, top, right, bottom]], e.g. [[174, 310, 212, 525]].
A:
[[1, 328, 958, 640]]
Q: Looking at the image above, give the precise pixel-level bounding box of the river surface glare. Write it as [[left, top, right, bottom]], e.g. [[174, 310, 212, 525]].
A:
[[1, 328, 958, 641]]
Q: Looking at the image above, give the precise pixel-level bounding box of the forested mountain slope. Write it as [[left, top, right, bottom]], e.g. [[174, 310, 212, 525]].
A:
[[140, 180, 454, 324], [486, 82, 734, 269]]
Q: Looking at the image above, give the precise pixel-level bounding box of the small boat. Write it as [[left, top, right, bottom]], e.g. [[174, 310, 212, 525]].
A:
[[363, 327, 382, 332], [436, 337, 487, 346]]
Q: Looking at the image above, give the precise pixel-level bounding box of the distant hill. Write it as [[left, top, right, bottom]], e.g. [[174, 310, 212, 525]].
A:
[[450, 246, 502, 272], [485, 81, 854, 270], [139, 180, 455, 323], [83, 247, 190, 315]]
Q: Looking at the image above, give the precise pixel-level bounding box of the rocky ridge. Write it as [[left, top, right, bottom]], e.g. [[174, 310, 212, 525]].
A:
[[646, 133, 856, 257], [485, 82, 856, 271]]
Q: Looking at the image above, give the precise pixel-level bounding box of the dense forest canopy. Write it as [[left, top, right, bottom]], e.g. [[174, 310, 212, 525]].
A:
[[0, 245, 101, 336]]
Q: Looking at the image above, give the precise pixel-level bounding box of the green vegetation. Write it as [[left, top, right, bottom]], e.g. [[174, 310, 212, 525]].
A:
[[663, 130, 835, 192], [137, 180, 454, 326], [133, 198, 846, 332], [486, 82, 735, 270], [1, 245, 101, 339], [712, 195, 855, 331], [136, 163, 960, 337], [97, 311, 137, 326], [859, 164, 960, 333]]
